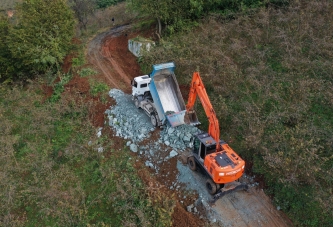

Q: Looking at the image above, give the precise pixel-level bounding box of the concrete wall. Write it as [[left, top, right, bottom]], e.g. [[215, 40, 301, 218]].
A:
[[128, 38, 155, 57]]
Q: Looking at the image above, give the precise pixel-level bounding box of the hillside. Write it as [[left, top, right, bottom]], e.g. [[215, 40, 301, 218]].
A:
[[1, 0, 332, 226], [140, 1, 333, 226]]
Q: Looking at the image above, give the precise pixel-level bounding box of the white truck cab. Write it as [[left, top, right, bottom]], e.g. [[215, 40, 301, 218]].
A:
[[131, 75, 151, 97], [131, 62, 187, 127]]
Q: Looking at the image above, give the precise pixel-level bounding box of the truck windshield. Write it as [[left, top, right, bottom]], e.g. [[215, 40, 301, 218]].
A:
[[132, 80, 138, 88], [140, 83, 148, 88]]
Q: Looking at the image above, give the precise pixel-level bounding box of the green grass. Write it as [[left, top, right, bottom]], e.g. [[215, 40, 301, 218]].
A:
[[90, 80, 109, 97], [138, 0, 333, 225], [0, 82, 174, 226], [49, 73, 72, 103], [78, 67, 97, 77]]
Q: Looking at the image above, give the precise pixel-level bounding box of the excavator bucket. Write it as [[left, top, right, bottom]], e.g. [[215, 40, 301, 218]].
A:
[[186, 110, 200, 126], [166, 110, 186, 127]]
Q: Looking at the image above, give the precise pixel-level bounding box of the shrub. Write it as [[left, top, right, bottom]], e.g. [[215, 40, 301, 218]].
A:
[[78, 67, 97, 77], [89, 81, 109, 97], [4, 0, 75, 80], [97, 0, 124, 9]]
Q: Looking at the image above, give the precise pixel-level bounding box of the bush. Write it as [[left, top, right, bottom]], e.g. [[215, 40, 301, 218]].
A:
[[97, 0, 124, 9], [89, 81, 109, 97], [78, 67, 97, 77], [0, 0, 75, 81], [49, 74, 72, 103]]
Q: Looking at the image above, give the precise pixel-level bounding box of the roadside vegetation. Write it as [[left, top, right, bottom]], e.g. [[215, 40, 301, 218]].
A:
[[138, 0, 333, 226], [0, 82, 174, 226], [0, 1, 174, 226], [127, 0, 289, 37], [0, 0, 75, 83]]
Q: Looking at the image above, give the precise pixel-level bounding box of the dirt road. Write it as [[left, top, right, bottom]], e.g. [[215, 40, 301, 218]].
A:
[[87, 24, 141, 92], [87, 25, 293, 227], [178, 160, 292, 226]]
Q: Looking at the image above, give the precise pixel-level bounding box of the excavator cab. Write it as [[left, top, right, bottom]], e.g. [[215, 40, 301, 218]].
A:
[[192, 133, 218, 162], [189, 132, 246, 195]]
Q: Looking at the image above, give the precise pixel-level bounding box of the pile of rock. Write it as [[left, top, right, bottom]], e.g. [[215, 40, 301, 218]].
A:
[[106, 89, 155, 142], [106, 89, 201, 172], [159, 124, 200, 151]]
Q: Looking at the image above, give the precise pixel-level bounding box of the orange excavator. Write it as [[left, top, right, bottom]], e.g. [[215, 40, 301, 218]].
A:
[[185, 72, 248, 202]]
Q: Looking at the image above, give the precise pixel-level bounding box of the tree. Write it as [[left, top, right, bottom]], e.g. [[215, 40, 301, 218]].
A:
[[5, 0, 75, 79], [126, 0, 270, 36], [127, 0, 172, 36], [68, 0, 96, 30], [126, 0, 211, 36], [96, 0, 123, 9], [0, 16, 13, 82]]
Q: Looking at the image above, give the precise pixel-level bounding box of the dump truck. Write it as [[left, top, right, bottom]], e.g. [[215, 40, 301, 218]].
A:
[[131, 62, 188, 127]]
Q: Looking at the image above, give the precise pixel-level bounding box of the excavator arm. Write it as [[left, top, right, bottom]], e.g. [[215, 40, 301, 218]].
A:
[[185, 71, 247, 199], [186, 72, 221, 151]]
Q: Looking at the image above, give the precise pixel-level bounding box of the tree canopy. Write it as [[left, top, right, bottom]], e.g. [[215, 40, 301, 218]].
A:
[[126, 0, 289, 36], [69, 0, 96, 30], [96, 0, 124, 9], [0, 16, 13, 83], [0, 0, 75, 81]]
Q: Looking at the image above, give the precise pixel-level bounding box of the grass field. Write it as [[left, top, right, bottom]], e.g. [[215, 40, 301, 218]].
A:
[[0, 0, 217, 225], [0, 81, 174, 226], [139, 1, 333, 226], [0, 2, 174, 225]]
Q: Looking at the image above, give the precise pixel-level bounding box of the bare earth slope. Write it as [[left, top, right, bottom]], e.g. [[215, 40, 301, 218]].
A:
[[87, 25, 293, 227]]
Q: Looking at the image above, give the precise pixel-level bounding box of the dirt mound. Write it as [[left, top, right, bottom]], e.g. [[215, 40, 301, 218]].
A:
[[172, 202, 204, 227]]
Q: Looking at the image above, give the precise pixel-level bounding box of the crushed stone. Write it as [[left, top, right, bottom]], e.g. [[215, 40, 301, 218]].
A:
[[105, 89, 248, 224], [106, 89, 201, 171]]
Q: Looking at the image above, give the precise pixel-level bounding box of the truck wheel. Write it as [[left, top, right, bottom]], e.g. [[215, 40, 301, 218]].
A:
[[134, 98, 140, 109], [206, 178, 217, 195], [150, 113, 158, 127], [188, 156, 197, 171]]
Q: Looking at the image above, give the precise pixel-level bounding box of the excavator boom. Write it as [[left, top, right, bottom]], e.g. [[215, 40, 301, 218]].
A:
[[185, 71, 246, 192], [186, 72, 220, 151]]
